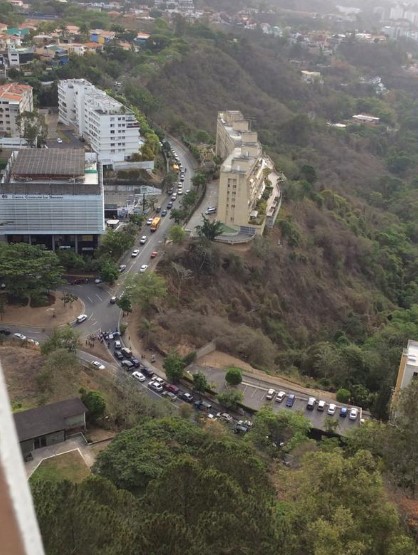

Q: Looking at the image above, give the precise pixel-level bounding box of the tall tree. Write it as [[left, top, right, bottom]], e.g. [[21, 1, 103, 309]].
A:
[[124, 272, 167, 311], [163, 352, 185, 383], [16, 111, 48, 146], [0, 243, 63, 301], [196, 216, 223, 241], [31, 477, 140, 555], [41, 326, 80, 355]]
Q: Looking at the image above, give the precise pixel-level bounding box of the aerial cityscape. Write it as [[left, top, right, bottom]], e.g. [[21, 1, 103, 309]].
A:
[[1, 0, 418, 553]]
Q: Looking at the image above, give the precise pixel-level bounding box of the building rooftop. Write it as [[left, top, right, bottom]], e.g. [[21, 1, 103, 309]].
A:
[[14, 398, 87, 442], [11, 149, 85, 178], [0, 83, 32, 103]]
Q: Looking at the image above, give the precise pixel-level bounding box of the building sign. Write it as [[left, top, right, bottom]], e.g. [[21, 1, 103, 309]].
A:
[[1, 195, 64, 200]]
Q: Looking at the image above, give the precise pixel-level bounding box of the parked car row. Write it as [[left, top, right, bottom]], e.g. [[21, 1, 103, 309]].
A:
[[266, 388, 360, 420]]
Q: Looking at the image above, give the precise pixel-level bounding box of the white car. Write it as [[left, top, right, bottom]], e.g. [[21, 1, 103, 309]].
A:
[[114, 340, 121, 349], [317, 400, 326, 411], [148, 381, 163, 393], [131, 249, 140, 257], [327, 403, 337, 416], [94, 278, 102, 284], [119, 264, 127, 272], [205, 207, 217, 215], [146, 218, 153, 225], [139, 264, 148, 273], [56, 137, 63, 143], [76, 314, 88, 323], [132, 371, 146, 382], [266, 388, 276, 400], [275, 391, 286, 403], [177, 188, 183, 195], [349, 408, 359, 421], [140, 236, 147, 245], [153, 376, 164, 385], [13, 332, 27, 341], [91, 361, 105, 370]]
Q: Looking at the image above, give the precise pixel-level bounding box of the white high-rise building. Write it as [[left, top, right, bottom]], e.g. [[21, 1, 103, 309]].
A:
[[58, 79, 142, 167]]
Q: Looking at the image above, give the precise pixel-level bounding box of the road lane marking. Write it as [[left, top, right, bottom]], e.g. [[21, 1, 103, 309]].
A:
[[95, 294, 103, 302], [87, 296, 93, 303]]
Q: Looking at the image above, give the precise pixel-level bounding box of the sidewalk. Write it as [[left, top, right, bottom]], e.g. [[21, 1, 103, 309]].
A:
[[25, 435, 96, 478]]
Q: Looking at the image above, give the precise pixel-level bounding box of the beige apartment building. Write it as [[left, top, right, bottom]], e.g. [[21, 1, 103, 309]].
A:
[[393, 339, 418, 403], [0, 83, 33, 137], [216, 110, 280, 235]]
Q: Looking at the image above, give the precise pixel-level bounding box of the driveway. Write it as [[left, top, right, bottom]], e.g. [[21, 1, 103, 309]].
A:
[[187, 178, 219, 236]]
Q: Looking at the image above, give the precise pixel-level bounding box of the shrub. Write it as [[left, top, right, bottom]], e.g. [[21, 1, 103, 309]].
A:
[[336, 388, 351, 403], [225, 366, 243, 386]]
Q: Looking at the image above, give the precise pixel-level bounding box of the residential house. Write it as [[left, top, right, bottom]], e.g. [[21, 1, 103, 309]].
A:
[[352, 113, 380, 125], [13, 397, 87, 460], [89, 29, 116, 44]]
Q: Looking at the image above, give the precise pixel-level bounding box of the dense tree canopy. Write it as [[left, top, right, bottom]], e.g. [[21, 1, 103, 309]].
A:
[[0, 243, 63, 301]]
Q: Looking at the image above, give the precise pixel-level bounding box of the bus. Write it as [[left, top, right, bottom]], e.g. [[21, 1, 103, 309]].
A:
[[150, 217, 161, 232]]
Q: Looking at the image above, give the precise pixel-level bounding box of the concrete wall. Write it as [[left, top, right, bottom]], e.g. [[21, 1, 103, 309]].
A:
[[195, 341, 217, 360]]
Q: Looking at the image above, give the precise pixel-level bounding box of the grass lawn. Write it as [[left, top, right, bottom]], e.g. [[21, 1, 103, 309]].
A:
[[31, 450, 90, 484]]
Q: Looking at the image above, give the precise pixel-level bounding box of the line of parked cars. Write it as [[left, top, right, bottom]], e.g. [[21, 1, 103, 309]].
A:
[[113, 343, 254, 432], [266, 388, 359, 420]]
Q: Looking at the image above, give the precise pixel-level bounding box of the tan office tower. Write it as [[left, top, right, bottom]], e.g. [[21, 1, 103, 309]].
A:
[[0, 363, 44, 555]]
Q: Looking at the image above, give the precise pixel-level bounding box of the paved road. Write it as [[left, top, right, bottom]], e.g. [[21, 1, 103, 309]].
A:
[[5, 137, 362, 436]]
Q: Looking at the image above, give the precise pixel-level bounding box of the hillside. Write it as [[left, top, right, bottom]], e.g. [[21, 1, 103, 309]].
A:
[[137, 31, 418, 416], [51, 22, 418, 415]]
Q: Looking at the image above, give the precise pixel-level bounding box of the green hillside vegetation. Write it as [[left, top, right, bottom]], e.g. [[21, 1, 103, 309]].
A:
[[31, 414, 417, 555]]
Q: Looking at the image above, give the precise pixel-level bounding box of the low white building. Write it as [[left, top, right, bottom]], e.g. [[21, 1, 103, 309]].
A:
[[0, 149, 105, 253], [0, 83, 33, 137], [58, 79, 143, 167]]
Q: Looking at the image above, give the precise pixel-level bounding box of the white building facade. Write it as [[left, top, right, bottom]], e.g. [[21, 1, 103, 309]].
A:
[[0, 83, 33, 137], [58, 79, 142, 167], [0, 149, 105, 253]]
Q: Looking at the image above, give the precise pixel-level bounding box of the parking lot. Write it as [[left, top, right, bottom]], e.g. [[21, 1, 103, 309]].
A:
[[239, 381, 361, 435]]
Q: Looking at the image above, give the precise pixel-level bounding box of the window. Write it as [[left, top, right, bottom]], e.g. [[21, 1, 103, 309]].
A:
[[110, 130, 115, 134]]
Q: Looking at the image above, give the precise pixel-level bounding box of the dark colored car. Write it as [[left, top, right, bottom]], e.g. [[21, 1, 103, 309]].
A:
[[340, 407, 348, 418], [194, 400, 213, 411], [121, 359, 134, 370], [180, 392, 194, 403], [234, 424, 248, 434], [141, 366, 154, 378], [167, 202, 173, 210], [121, 347, 132, 359], [165, 384, 180, 395], [286, 394, 296, 408], [161, 209, 167, 217], [114, 350, 124, 360], [131, 358, 140, 368], [0, 328, 11, 336]]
